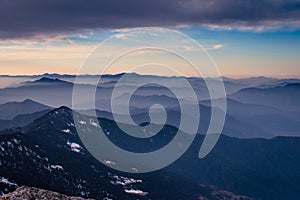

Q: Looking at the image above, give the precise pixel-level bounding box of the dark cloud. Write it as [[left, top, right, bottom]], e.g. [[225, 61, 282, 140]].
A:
[[0, 0, 300, 39]]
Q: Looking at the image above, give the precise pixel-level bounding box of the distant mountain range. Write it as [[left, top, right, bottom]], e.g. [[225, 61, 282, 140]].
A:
[[230, 83, 300, 112], [1, 74, 299, 106], [0, 109, 51, 131], [26, 77, 72, 85], [201, 98, 300, 137], [0, 106, 299, 199], [0, 74, 299, 138], [0, 99, 51, 120], [0, 98, 281, 138], [0, 74, 299, 199]]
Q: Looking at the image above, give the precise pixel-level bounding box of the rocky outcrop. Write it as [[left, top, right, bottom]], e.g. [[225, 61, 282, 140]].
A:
[[0, 186, 89, 200]]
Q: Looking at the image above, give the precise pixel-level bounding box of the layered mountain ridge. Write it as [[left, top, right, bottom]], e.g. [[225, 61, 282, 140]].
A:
[[0, 106, 299, 199]]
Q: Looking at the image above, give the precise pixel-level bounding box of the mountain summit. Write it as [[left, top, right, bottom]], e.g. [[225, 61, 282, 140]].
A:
[[31, 77, 71, 84]]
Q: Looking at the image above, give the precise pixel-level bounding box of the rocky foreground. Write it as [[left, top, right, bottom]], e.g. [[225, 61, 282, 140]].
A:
[[0, 185, 253, 200], [0, 186, 90, 200]]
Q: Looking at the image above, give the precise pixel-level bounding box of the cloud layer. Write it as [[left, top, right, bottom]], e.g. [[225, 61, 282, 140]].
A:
[[1, 0, 300, 39]]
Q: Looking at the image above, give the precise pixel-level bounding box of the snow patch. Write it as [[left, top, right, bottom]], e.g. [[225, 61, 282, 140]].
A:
[[131, 168, 138, 172], [7, 141, 13, 148], [108, 173, 146, 196], [104, 160, 116, 165], [0, 177, 18, 187], [67, 141, 82, 153], [62, 129, 71, 134], [103, 198, 113, 200], [89, 119, 98, 127], [124, 189, 148, 196], [110, 175, 142, 186], [12, 139, 19, 144], [50, 165, 64, 170]]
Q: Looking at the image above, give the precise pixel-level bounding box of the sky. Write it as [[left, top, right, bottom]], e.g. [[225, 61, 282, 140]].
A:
[[0, 0, 300, 78]]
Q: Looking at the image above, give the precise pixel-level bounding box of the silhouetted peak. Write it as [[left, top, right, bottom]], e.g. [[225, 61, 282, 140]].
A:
[[51, 106, 73, 116], [32, 77, 67, 84], [283, 83, 300, 88], [22, 99, 36, 104]]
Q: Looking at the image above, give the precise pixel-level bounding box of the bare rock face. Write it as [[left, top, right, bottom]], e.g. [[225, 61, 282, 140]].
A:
[[198, 184, 253, 200], [0, 186, 89, 200]]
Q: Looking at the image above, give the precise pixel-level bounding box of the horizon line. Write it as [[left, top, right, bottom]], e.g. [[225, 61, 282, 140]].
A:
[[0, 72, 300, 80]]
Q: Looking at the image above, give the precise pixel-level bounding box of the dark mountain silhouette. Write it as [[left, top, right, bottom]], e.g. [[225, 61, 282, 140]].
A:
[[0, 99, 51, 120], [29, 77, 71, 84], [0, 109, 51, 131], [79, 102, 270, 139], [0, 106, 299, 199], [0, 75, 247, 109], [257, 78, 300, 88]]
